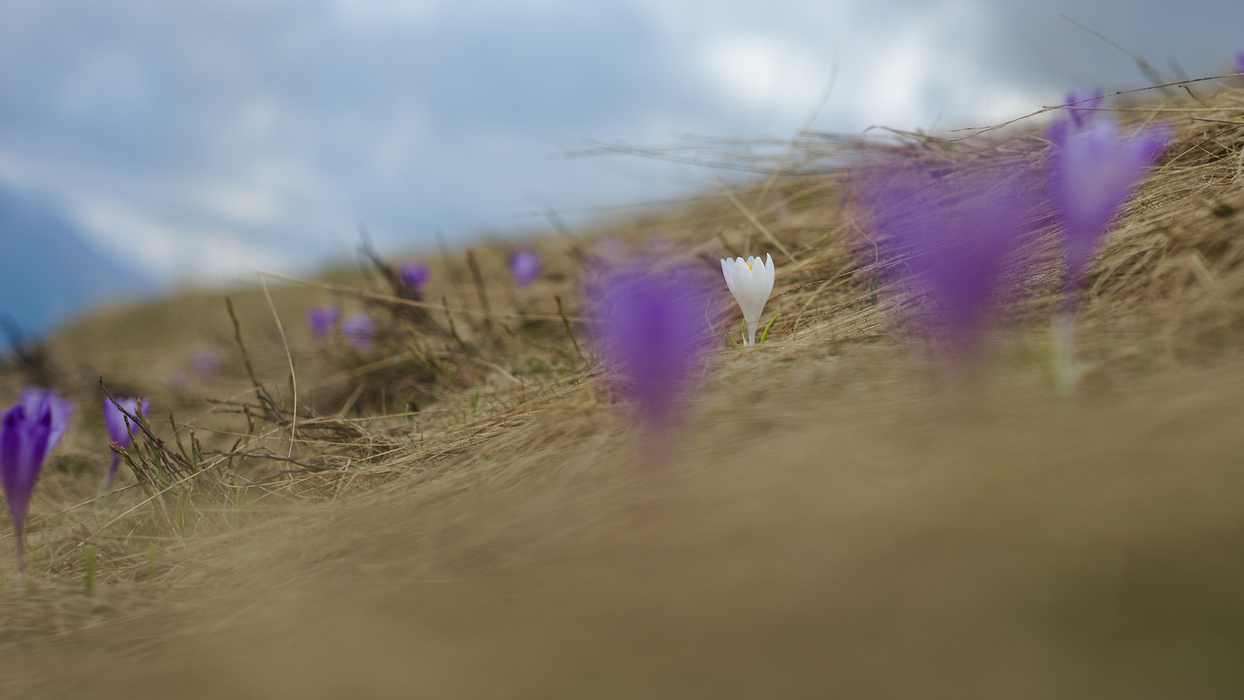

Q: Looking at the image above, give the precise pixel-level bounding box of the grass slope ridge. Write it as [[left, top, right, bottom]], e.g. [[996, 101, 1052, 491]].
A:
[[3, 84, 1244, 698]]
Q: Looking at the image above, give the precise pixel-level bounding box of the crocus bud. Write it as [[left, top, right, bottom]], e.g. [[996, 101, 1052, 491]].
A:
[[193, 349, 223, 380], [1048, 115, 1172, 284], [1063, 87, 1103, 127], [855, 157, 1040, 365], [19, 388, 73, 450], [720, 254, 775, 346], [2, 389, 73, 579], [509, 250, 542, 289], [398, 262, 430, 293], [588, 257, 719, 436], [103, 396, 147, 490], [306, 306, 341, 341]]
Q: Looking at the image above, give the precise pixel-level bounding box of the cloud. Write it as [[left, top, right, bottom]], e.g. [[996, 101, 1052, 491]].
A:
[[1, 0, 1243, 296], [67, 193, 288, 281]]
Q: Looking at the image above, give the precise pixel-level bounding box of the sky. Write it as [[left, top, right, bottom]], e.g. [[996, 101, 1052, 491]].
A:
[[1, 0, 1242, 302]]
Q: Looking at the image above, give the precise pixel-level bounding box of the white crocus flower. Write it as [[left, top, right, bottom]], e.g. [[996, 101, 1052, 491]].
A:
[[720, 253, 775, 346]]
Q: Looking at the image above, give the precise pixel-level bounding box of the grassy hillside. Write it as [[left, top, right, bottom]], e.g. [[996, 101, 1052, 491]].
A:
[[3, 83, 1244, 698]]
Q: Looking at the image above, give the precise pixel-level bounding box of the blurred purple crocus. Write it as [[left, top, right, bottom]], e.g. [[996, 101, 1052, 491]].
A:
[[342, 314, 375, 351], [2, 389, 74, 580], [193, 349, 223, 380], [1236, 51, 1244, 75], [1063, 87, 1103, 127], [306, 306, 341, 341], [103, 397, 147, 490], [1048, 115, 1172, 287], [588, 258, 719, 437], [856, 158, 1039, 364], [19, 389, 74, 450], [398, 262, 430, 293], [1047, 113, 1171, 389], [509, 249, 543, 289]]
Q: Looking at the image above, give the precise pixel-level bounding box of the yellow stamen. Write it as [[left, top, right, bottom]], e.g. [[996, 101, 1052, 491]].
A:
[[746, 262, 754, 270]]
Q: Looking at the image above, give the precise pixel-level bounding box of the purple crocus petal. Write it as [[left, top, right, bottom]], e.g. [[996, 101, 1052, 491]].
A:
[[1064, 87, 1104, 127], [856, 157, 1039, 359], [1, 404, 51, 526], [18, 388, 74, 450], [1236, 51, 1244, 75], [104, 397, 146, 450], [509, 249, 543, 288], [588, 258, 719, 431], [398, 262, 430, 291], [342, 314, 375, 351], [2, 399, 56, 575], [1049, 116, 1173, 281], [103, 396, 146, 489], [306, 306, 341, 341]]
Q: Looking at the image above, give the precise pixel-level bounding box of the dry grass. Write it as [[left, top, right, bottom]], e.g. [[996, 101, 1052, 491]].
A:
[[2, 82, 1244, 698]]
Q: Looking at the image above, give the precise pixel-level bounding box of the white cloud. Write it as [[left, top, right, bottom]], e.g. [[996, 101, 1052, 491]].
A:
[[327, 0, 443, 26], [701, 35, 834, 126], [67, 194, 286, 283], [187, 182, 284, 228], [0, 145, 328, 279]]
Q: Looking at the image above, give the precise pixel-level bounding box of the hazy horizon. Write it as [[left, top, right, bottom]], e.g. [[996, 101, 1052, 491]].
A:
[[2, 0, 1243, 334]]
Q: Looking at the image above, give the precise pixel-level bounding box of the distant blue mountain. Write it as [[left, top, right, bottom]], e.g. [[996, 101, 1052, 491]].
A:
[[0, 184, 156, 341]]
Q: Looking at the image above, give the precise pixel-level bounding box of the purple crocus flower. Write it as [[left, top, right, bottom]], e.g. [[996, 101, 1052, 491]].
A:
[[306, 306, 341, 341], [398, 262, 430, 293], [1047, 113, 1171, 390], [1063, 87, 1103, 127], [193, 349, 223, 380], [1048, 115, 1172, 285], [2, 389, 73, 579], [342, 314, 375, 351], [1236, 51, 1244, 75], [856, 157, 1040, 363], [588, 257, 719, 435], [103, 397, 147, 490], [509, 249, 543, 289], [19, 388, 74, 450]]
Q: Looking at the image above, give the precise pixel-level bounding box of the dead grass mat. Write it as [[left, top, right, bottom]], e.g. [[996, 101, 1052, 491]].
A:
[[5, 347, 1244, 699]]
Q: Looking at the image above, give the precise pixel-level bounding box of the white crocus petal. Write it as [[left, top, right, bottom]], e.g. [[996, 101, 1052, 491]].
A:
[[721, 258, 741, 300], [719, 253, 775, 346]]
